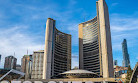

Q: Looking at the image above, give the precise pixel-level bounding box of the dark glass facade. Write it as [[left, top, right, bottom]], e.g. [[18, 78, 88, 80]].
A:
[[43, 18, 71, 79], [51, 28, 71, 77], [122, 39, 130, 67], [81, 17, 100, 75]]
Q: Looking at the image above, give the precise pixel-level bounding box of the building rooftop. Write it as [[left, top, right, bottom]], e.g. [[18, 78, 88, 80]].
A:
[[33, 50, 44, 53], [61, 69, 97, 74], [114, 66, 128, 72], [52, 69, 100, 79]]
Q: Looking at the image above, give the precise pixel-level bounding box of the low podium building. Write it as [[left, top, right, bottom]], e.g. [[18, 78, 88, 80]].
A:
[[57, 69, 100, 78], [31, 50, 44, 79]]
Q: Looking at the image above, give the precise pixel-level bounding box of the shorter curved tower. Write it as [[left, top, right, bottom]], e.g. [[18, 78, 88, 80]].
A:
[[43, 18, 71, 79], [79, 17, 101, 75]]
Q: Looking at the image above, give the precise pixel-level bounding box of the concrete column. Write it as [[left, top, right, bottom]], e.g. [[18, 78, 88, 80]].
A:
[[97, 0, 114, 78], [43, 18, 54, 79], [67, 35, 71, 71], [79, 24, 84, 69]]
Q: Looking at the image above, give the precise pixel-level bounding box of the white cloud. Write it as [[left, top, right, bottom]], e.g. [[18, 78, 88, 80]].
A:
[[110, 13, 138, 51], [68, 0, 77, 8], [0, 0, 83, 68], [71, 53, 79, 69], [0, 25, 44, 68], [111, 3, 119, 7], [67, 23, 79, 46]]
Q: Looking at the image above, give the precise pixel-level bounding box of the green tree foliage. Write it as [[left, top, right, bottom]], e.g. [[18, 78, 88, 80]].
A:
[[125, 65, 132, 83]]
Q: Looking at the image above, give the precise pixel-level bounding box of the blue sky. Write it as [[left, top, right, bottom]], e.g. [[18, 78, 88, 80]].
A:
[[0, 0, 138, 69]]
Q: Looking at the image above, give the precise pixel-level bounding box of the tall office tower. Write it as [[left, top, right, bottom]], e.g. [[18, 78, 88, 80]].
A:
[[43, 18, 71, 79], [4, 56, 17, 69], [31, 50, 44, 79], [114, 60, 118, 66], [79, 0, 114, 78], [21, 55, 32, 79], [122, 39, 130, 67]]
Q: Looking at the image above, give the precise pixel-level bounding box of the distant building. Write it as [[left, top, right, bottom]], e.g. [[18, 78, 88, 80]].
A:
[[4, 56, 17, 69], [72, 66, 79, 70], [16, 64, 21, 71], [122, 39, 130, 67], [79, 0, 114, 78], [21, 55, 32, 79], [114, 60, 118, 66], [43, 18, 71, 79], [0, 54, 1, 63], [31, 50, 44, 79], [114, 66, 128, 78]]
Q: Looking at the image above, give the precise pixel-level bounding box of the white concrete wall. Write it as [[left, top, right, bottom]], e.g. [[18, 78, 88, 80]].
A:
[[43, 18, 54, 79], [97, 0, 114, 78]]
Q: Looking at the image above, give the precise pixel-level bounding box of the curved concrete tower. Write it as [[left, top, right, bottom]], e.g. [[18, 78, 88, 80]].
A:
[[97, 0, 114, 78], [79, 0, 114, 78], [43, 18, 54, 79], [43, 18, 71, 79]]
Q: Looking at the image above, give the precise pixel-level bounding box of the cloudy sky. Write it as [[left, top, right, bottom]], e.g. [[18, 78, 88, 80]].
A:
[[0, 0, 138, 69]]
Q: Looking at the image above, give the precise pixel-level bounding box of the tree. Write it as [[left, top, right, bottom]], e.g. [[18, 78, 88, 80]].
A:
[[125, 65, 132, 83]]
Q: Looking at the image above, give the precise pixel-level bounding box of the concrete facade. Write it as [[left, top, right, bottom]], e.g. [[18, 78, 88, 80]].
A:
[[4, 56, 17, 70], [21, 55, 32, 79], [79, 0, 114, 78], [43, 18, 71, 79], [31, 50, 44, 79], [21, 78, 125, 83], [97, 0, 114, 78]]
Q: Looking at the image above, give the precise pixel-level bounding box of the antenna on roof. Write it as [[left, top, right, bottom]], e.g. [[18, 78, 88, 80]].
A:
[[14, 52, 15, 57], [27, 49, 28, 55]]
